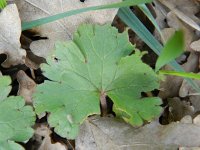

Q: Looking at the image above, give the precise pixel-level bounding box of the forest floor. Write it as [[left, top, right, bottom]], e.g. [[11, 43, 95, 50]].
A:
[[1, 0, 200, 150]]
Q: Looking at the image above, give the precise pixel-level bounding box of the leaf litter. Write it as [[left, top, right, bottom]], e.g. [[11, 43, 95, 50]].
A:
[[1, 0, 200, 149]]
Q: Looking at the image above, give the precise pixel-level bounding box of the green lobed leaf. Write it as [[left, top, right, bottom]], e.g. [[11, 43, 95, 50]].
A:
[[107, 52, 162, 126], [155, 30, 184, 72], [0, 76, 11, 101], [0, 76, 35, 150], [112, 97, 162, 126], [34, 24, 162, 139]]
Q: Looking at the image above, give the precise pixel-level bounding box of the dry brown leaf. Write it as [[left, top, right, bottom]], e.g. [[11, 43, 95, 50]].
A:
[[193, 115, 200, 125], [154, 0, 200, 51], [31, 124, 67, 150], [179, 77, 200, 98], [38, 128, 67, 150], [190, 39, 200, 51], [161, 28, 175, 43], [0, 4, 26, 67], [159, 69, 183, 99], [39, 136, 67, 150], [167, 97, 194, 121], [180, 115, 193, 124], [76, 115, 200, 150], [159, 52, 199, 99], [179, 76, 200, 113], [158, 0, 200, 31], [17, 70, 36, 105], [16, 0, 120, 58], [154, 1, 168, 30]]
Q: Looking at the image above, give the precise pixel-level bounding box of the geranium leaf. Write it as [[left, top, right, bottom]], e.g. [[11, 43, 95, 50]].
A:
[[34, 24, 162, 139], [0, 76, 35, 149]]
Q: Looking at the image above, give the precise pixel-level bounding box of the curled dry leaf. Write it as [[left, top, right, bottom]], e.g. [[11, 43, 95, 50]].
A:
[[76, 115, 200, 150], [179, 75, 200, 113], [190, 39, 200, 51], [39, 136, 67, 150], [31, 124, 67, 150], [37, 125, 67, 150], [17, 70, 36, 105], [154, 0, 168, 30], [158, 0, 200, 31], [180, 115, 193, 124], [154, 0, 200, 51], [0, 4, 26, 67], [193, 115, 200, 125], [16, 0, 120, 58]]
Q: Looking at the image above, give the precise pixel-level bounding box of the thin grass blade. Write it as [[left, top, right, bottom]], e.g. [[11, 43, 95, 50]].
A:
[[160, 70, 200, 80], [137, 4, 163, 39], [22, 0, 152, 30]]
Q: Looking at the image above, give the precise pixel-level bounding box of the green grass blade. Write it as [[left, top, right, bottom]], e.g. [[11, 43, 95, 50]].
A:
[[159, 70, 200, 80], [155, 30, 184, 72], [137, 4, 163, 39], [117, 7, 200, 92], [118, 7, 162, 54], [0, 0, 7, 9], [22, 0, 152, 31]]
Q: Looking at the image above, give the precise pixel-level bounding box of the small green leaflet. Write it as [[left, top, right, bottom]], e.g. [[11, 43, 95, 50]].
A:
[[0, 0, 7, 9], [155, 30, 185, 72], [0, 76, 35, 150], [34, 24, 162, 139]]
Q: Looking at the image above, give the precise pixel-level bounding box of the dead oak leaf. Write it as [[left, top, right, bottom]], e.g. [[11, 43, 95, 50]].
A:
[[179, 76, 200, 113], [16, 0, 120, 58], [17, 70, 36, 105], [190, 39, 200, 51], [0, 4, 26, 68], [158, 0, 200, 31], [32, 124, 67, 150], [76, 115, 200, 150]]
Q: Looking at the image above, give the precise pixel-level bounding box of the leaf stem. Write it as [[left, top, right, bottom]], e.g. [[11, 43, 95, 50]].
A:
[[100, 91, 107, 116]]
